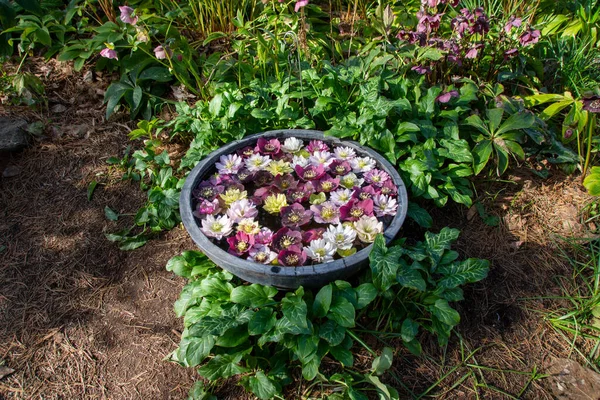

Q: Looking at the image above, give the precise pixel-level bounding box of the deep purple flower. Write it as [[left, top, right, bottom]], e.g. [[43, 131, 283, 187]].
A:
[[519, 29, 541, 46], [235, 168, 255, 183], [256, 138, 281, 155], [273, 174, 299, 192], [352, 185, 378, 201], [306, 140, 329, 153], [272, 228, 303, 251], [227, 232, 255, 256], [504, 16, 522, 34], [416, 11, 443, 34], [582, 95, 600, 113], [278, 245, 307, 266], [302, 228, 325, 244], [397, 30, 422, 44], [193, 199, 221, 218], [364, 169, 391, 187], [471, 9, 489, 34], [452, 8, 474, 37], [238, 146, 256, 158], [287, 182, 315, 203], [380, 180, 398, 196], [280, 203, 313, 228], [254, 170, 275, 187], [193, 180, 224, 201], [340, 198, 374, 222], [436, 90, 459, 103], [100, 48, 118, 60], [310, 201, 341, 224], [316, 175, 340, 193], [294, 0, 309, 12], [119, 6, 138, 25], [256, 228, 274, 245], [295, 164, 326, 181], [411, 65, 431, 75], [328, 159, 352, 176]]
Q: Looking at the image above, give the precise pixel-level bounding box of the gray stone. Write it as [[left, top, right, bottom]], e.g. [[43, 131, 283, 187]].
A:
[[546, 358, 600, 400], [2, 166, 21, 178], [0, 118, 28, 153]]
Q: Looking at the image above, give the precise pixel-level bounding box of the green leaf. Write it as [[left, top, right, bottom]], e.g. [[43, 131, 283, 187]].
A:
[[187, 380, 216, 400], [401, 318, 419, 343], [472, 140, 493, 175], [216, 325, 249, 347], [355, 283, 377, 309], [132, 85, 143, 112], [104, 82, 130, 119], [464, 114, 489, 136], [16, 0, 42, 15], [87, 180, 98, 201], [166, 255, 192, 278], [248, 308, 276, 335], [431, 299, 460, 326], [138, 66, 172, 82], [197, 352, 249, 381], [371, 347, 393, 375], [369, 235, 403, 291], [486, 108, 504, 133], [312, 284, 333, 318], [584, 167, 600, 196], [425, 227, 460, 266], [396, 262, 426, 291], [118, 236, 147, 250], [251, 108, 274, 119], [189, 305, 252, 337], [437, 259, 490, 289], [327, 296, 355, 328], [407, 202, 432, 228], [248, 371, 278, 400], [330, 345, 353, 367], [202, 31, 228, 46], [496, 111, 535, 135], [104, 206, 118, 221], [403, 339, 422, 356], [230, 284, 278, 308], [281, 291, 308, 330], [179, 335, 215, 367], [318, 320, 346, 346]]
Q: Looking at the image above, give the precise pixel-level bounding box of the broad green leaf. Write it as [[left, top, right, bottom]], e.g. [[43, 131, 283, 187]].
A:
[[355, 283, 377, 309], [396, 259, 426, 291], [202, 31, 228, 46], [132, 85, 143, 111], [319, 320, 346, 346], [486, 108, 504, 133], [248, 371, 278, 400], [472, 140, 493, 175], [330, 345, 353, 367], [496, 111, 535, 135], [327, 296, 356, 328], [104, 82, 130, 119], [348, 388, 369, 400], [369, 235, 403, 291], [281, 292, 308, 330], [230, 284, 277, 308], [312, 284, 333, 318], [295, 334, 319, 364], [437, 259, 490, 289], [179, 335, 215, 367], [248, 308, 276, 336], [197, 352, 249, 380], [407, 202, 433, 228], [403, 339, 422, 356], [464, 114, 489, 135], [583, 167, 600, 196], [495, 143, 509, 176], [371, 347, 394, 375], [504, 140, 525, 160], [200, 277, 233, 299], [425, 227, 460, 265], [540, 100, 574, 120], [216, 325, 249, 347], [189, 305, 252, 336], [118, 236, 147, 250], [364, 375, 400, 400], [87, 180, 98, 201], [431, 299, 460, 326], [104, 206, 118, 221], [166, 255, 192, 278], [138, 66, 172, 82], [401, 318, 419, 343]]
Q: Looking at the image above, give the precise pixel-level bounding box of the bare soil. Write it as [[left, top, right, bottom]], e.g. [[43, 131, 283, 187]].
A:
[[1, 59, 599, 399]]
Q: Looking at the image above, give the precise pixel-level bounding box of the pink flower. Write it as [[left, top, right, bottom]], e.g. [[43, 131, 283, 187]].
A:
[[294, 0, 309, 12], [154, 45, 172, 60], [364, 169, 391, 187], [436, 90, 459, 103], [340, 198, 374, 222], [248, 245, 277, 264], [280, 203, 313, 228], [256, 138, 281, 155], [119, 6, 138, 25], [504, 16, 522, 34], [278, 245, 307, 266], [193, 198, 221, 218], [306, 140, 329, 153], [100, 48, 118, 60], [411, 65, 431, 75], [504, 48, 519, 60], [519, 29, 540, 46], [227, 232, 255, 256], [380, 180, 398, 196], [272, 227, 303, 252], [273, 174, 299, 191], [316, 175, 340, 193], [465, 44, 484, 59], [302, 228, 325, 244], [310, 201, 341, 224], [352, 185, 378, 201], [295, 164, 325, 181], [286, 182, 315, 203], [328, 159, 352, 176], [256, 228, 274, 245]]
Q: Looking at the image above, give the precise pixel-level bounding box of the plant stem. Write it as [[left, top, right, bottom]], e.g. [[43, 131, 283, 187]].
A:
[[582, 113, 597, 183]]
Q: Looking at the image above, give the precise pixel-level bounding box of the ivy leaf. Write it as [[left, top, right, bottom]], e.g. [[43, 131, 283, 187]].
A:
[[437, 258, 490, 289], [369, 234, 403, 291], [197, 352, 249, 381], [355, 283, 377, 309], [431, 299, 460, 327], [401, 318, 419, 343], [318, 320, 346, 346], [312, 284, 333, 318], [248, 371, 278, 400], [281, 290, 308, 330], [372, 347, 394, 375], [178, 335, 215, 367], [248, 308, 276, 336], [327, 296, 355, 328], [188, 305, 253, 337], [166, 255, 192, 278], [230, 284, 278, 308]]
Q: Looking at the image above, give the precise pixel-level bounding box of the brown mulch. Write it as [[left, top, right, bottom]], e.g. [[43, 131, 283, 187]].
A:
[[1, 58, 599, 399]]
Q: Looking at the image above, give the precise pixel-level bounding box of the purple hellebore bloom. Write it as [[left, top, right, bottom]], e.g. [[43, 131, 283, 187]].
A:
[[352, 185, 378, 201], [273, 174, 299, 192], [286, 182, 315, 203], [451, 14, 472, 37], [100, 48, 118, 60], [280, 203, 313, 228], [193, 180, 224, 201], [519, 29, 541, 46], [465, 44, 484, 59], [256, 137, 281, 155], [295, 164, 325, 181], [238, 146, 256, 158], [564, 128, 574, 139], [227, 232, 255, 256], [411, 65, 431, 75], [328, 159, 352, 176], [272, 227, 303, 251], [310, 201, 341, 224], [236, 168, 255, 183], [380, 180, 398, 196], [504, 48, 519, 60], [119, 6, 138, 25], [582, 95, 600, 113], [248, 245, 277, 264], [251, 186, 274, 205], [253, 170, 275, 187], [316, 175, 340, 193], [424, 0, 440, 7], [397, 30, 421, 44], [306, 140, 329, 153], [302, 228, 325, 244], [364, 169, 391, 187], [436, 90, 459, 103], [256, 227, 274, 245], [193, 198, 221, 218], [470, 9, 490, 34], [278, 245, 307, 266], [294, 0, 309, 12], [416, 11, 443, 34], [504, 16, 522, 34], [340, 198, 374, 222]]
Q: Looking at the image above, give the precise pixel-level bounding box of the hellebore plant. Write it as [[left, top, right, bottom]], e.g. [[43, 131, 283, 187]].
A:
[[193, 137, 400, 266]]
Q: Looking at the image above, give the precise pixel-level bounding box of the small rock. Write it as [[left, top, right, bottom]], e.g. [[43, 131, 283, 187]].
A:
[[51, 104, 67, 113], [0, 365, 14, 380], [2, 166, 21, 178], [0, 117, 28, 152], [83, 70, 94, 82], [546, 358, 600, 399]]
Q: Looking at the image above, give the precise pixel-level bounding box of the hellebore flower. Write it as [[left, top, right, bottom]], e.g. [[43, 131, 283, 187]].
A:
[[295, 164, 326, 181], [272, 227, 303, 251], [465, 44, 484, 59], [291, 154, 310, 169], [154, 45, 172, 60], [333, 146, 357, 160], [302, 228, 325, 243], [235, 168, 254, 183], [100, 47, 118, 60], [380, 180, 398, 196], [237, 218, 261, 235], [256, 227, 274, 245], [200, 214, 234, 240], [471, 9, 490, 34], [254, 170, 275, 187], [265, 159, 293, 176], [582, 95, 600, 113], [353, 185, 378, 201], [306, 140, 329, 153], [340, 198, 374, 222], [519, 29, 541, 46], [339, 173, 364, 189], [309, 150, 333, 167], [280, 203, 313, 228], [287, 182, 315, 203], [330, 188, 354, 206], [323, 224, 357, 250], [354, 216, 383, 243], [294, 0, 309, 12], [373, 194, 398, 217], [193, 198, 221, 218], [364, 169, 391, 187], [311, 201, 341, 224], [193, 180, 224, 201], [316, 175, 340, 193], [411, 65, 431, 75], [416, 12, 443, 34], [263, 193, 289, 214], [504, 16, 522, 34], [305, 239, 337, 263], [119, 6, 138, 25], [238, 146, 256, 158], [216, 153, 244, 174], [256, 137, 281, 155], [350, 156, 376, 173], [227, 199, 258, 223], [245, 153, 272, 172], [273, 174, 299, 191], [248, 245, 278, 264], [328, 159, 352, 176], [451, 9, 473, 37], [219, 187, 247, 207], [436, 90, 459, 103], [278, 245, 307, 266], [227, 231, 255, 256], [282, 137, 303, 153]]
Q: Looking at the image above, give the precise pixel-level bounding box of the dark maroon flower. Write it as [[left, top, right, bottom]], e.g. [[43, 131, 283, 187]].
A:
[[238, 146, 256, 158], [272, 227, 303, 251], [236, 168, 255, 183], [380, 180, 398, 196], [416, 11, 443, 34], [397, 30, 421, 44], [352, 185, 378, 201], [302, 228, 325, 244], [316, 175, 340, 193], [287, 182, 315, 203], [411, 65, 432, 75], [451, 9, 473, 36], [295, 164, 326, 181], [256, 138, 281, 155], [471, 9, 489, 34], [278, 245, 307, 266], [436, 90, 459, 103], [465, 44, 484, 59], [582, 95, 600, 113], [227, 232, 255, 256], [519, 29, 540, 46], [273, 174, 299, 191], [193, 180, 224, 201], [280, 203, 313, 228], [340, 198, 374, 221], [504, 16, 522, 34], [306, 140, 329, 153], [503, 48, 519, 60], [328, 159, 352, 176], [254, 170, 275, 187]]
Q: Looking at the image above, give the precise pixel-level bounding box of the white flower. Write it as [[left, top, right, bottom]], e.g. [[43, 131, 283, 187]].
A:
[[323, 224, 356, 250], [248, 245, 278, 264], [200, 214, 233, 240], [237, 218, 261, 235], [292, 154, 310, 169], [350, 156, 376, 173], [373, 194, 398, 217], [245, 153, 272, 172], [216, 153, 244, 174], [309, 151, 333, 167], [305, 239, 337, 263], [339, 173, 365, 189], [282, 137, 303, 153], [227, 199, 258, 223], [354, 216, 383, 243], [330, 188, 354, 206], [334, 146, 357, 160]]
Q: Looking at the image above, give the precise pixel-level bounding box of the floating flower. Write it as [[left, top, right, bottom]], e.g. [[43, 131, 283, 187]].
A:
[[330, 188, 354, 206], [227, 199, 258, 223], [227, 231, 255, 255], [306, 140, 329, 153], [373, 194, 398, 217], [305, 239, 337, 263], [309, 192, 327, 205], [333, 146, 356, 160], [339, 173, 364, 189], [272, 227, 303, 251], [350, 157, 376, 173], [354, 216, 383, 243], [245, 153, 272, 172], [311, 201, 341, 224], [273, 174, 299, 191], [254, 171, 275, 187], [263, 193, 288, 214], [237, 218, 261, 235], [238, 146, 256, 158], [255, 227, 274, 245], [280, 203, 313, 228], [119, 6, 138, 25], [340, 198, 374, 221], [235, 168, 254, 183], [302, 228, 325, 243], [193, 181, 224, 201], [282, 137, 303, 153], [220, 188, 247, 207], [329, 159, 352, 176], [323, 224, 356, 250], [291, 154, 310, 169], [364, 169, 391, 187], [265, 159, 293, 176], [353, 185, 378, 201], [309, 151, 333, 167], [316, 175, 340, 193], [201, 214, 233, 240], [193, 198, 221, 218], [256, 137, 281, 155], [295, 164, 326, 181], [248, 245, 278, 264], [251, 187, 274, 205], [100, 47, 118, 60], [278, 245, 307, 266], [216, 153, 244, 174], [380, 180, 398, 196], [287, 182, 314, 203]]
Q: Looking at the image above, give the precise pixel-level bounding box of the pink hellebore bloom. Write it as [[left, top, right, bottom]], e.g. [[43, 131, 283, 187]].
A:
[[436, 90, 459, 104], [340, 198, 374, 222], [119, 6, 138, 25], [100, 48, 118, 60], [504, 16, 522, 34], [154, 45, 172, 60], [295, 0, 309, 12], [227, 231, 255, 256], [256, 137, 281, 155], [272, 227, 303, 251], [278, 245, 307, 266], [519, 29, 541, 46], [280, 203, 313, 228], [306, 140, 329, 153]]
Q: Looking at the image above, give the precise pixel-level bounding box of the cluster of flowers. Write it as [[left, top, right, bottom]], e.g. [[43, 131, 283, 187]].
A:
[[193, 137, 399, 267], [399, 0, 541, 78]]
